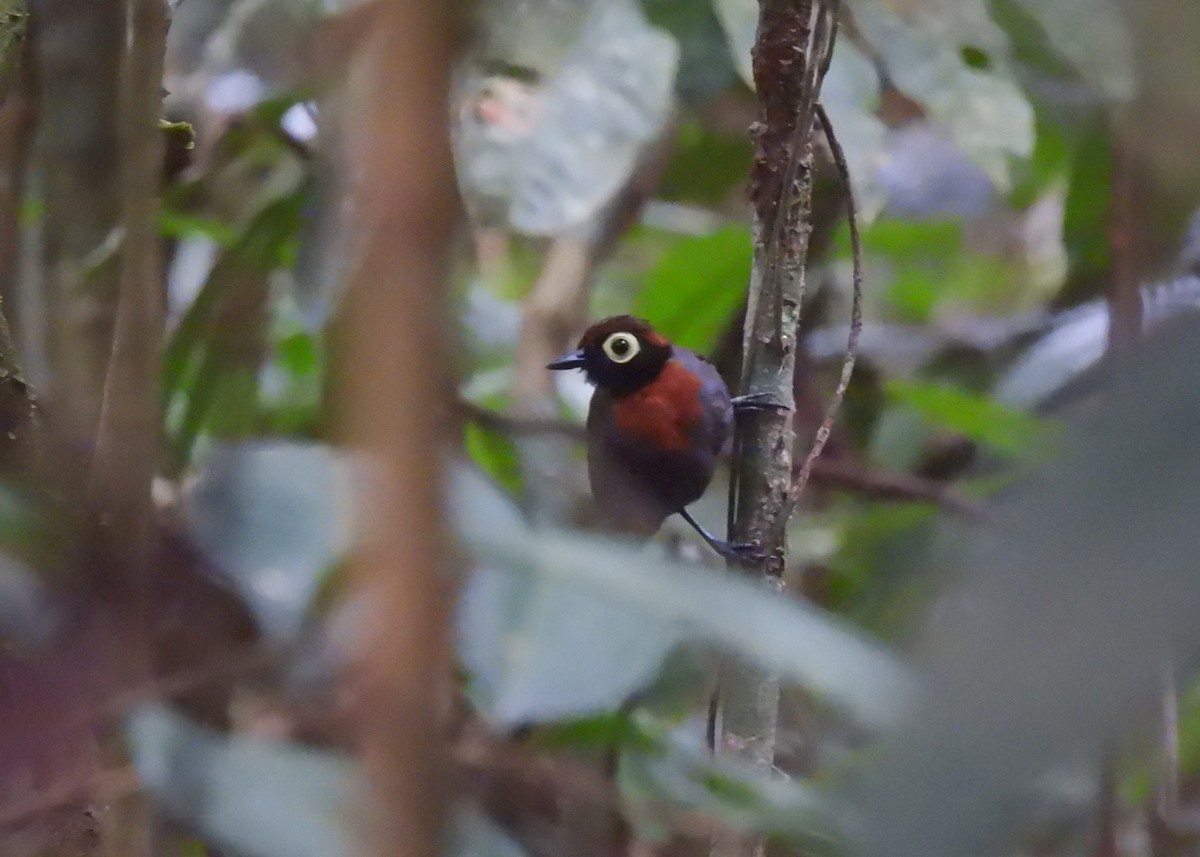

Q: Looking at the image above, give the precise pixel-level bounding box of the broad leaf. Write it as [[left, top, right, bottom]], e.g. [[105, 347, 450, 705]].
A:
[[451, 466, 912, 728], [184, 441, 351, 641], [128, 705, 355, 857], [454, 0, 678, 235]]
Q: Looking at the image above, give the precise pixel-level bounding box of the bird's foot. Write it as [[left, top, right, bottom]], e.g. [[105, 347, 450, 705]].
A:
[[731, 392, 790, 414], [710, 538, 770, 565], [677, 508, 770, 565]]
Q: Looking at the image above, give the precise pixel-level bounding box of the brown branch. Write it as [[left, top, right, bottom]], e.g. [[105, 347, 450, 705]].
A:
[[798, 458, 981, 517], [459, 401, 980, 515], [1106, 137, 1142, 351], [340, 3, 457, 857]]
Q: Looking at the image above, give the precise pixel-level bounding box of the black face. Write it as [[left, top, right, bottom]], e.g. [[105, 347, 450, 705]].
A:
[[547, 315, 672, 396]]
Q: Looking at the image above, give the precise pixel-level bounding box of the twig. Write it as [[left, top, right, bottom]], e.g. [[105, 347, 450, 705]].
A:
[[780, 102, 862, 527], [511, 236, 593, 524], [511, 130, 676, 525]]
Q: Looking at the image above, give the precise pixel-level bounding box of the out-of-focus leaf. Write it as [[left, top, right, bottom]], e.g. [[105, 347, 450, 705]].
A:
[[0, 553, 57, 648], [195, 0, 324, 96], [533, 710, 660, 753], [995, 275, 1200, 408], [464, 423, 524, 496], [712, 0, 891, 219], [885, 378, 1047, 458], [639, 0, 736, 103], [454, 0, 678, 235], [993, 301, 1108, 407], [451, 465, 912, 728], [620, 728, 840, 849], [820, 42, 890, 220], [1057, 116, 1113, 308], [448, 808, 530, 857], [632, 225, 751, 354], [459, 562, 684, 724], [876, 125, 997, 221], [164, 189, 308, 471], [855, 0, 1033, 189], [658, 121, 750, 206], [1009, 0, 1134, 102], [716, 0, 1031, 192], [453, 467, 678, 722], [843, 317, 1200, 857], [472, 0, 591, 75], [184, 441, 351, 641], [128, 705, 355, 857], [709, 0, 753, 83]]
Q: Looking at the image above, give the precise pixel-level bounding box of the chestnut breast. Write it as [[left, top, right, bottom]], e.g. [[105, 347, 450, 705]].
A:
[[586, 347, 733, 535]]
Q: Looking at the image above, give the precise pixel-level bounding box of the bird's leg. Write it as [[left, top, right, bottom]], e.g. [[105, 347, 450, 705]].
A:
[[678, 508, 766, 563], [731, 392, 789, 414]]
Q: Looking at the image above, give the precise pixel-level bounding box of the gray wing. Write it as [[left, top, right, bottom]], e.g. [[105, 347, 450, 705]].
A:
[[671, 346, 734, 456]]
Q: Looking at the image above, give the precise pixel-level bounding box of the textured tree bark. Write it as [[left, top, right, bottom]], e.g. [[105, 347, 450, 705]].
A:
[[340, 3, 457, 857], [715, 2, 829, 856]]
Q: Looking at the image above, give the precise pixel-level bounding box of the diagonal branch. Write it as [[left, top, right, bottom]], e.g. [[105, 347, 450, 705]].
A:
[[783, 102, 862, 523]]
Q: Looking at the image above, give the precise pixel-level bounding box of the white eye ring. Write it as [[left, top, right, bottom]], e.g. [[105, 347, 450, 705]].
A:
[[602, 332, 640, 364]]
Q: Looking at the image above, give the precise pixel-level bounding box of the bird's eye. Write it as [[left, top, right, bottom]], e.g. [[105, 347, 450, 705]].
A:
[[602, 332, 640, 364]]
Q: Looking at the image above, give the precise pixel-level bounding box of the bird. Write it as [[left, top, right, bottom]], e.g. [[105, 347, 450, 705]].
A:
[[547, 315, 779, 560]]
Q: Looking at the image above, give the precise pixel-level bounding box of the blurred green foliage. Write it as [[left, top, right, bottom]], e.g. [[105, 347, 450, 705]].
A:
[[0, 0, 1189, 855]]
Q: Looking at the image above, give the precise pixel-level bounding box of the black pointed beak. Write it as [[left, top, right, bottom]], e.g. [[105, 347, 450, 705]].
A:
[[546, 349, 585, 371]]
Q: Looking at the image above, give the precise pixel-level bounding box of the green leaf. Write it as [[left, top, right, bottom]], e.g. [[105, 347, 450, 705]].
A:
[[658, 120, 751, 205], [632, 226, 750, 354], [128, 705, 355, 857], [1060, 116, 1113, 301], [458, 560, 684, 724], [885, 378, 1047, 457], [183, 441, 350, 641], [464, 423, 523, 495], [618, 730, 841, 849], [533, 711, 660, 753], [1008, 0, 1135, 102], [856, 0, 1034, 188], [452, 466, 912, 728]]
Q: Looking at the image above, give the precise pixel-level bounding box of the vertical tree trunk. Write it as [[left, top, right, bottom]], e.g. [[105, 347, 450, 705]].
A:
[[36, 0, 166, 616], [717, 2, 829, 856], [341, 3, 457, 857]]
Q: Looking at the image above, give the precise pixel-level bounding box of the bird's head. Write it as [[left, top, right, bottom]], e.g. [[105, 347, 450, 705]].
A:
[[547, 315, 672, 395]]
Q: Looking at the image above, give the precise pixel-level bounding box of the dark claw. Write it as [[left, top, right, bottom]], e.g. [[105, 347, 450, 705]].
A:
[[731, 392, 790, 414], [677, 508, 770, 564], [711, 539, 770, 564]]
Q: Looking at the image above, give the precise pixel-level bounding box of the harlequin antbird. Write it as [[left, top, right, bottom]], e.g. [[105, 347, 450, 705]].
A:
[[547, 315, 783, 560]]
